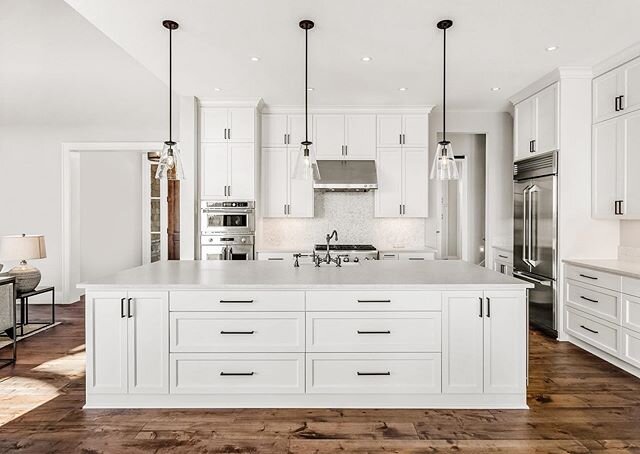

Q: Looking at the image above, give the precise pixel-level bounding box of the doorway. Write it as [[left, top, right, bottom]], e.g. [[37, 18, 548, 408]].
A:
[[436, 133, 486, 264]]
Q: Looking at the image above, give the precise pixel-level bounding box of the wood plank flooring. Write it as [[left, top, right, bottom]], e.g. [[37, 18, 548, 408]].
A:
[[1, 302, 640, 453]]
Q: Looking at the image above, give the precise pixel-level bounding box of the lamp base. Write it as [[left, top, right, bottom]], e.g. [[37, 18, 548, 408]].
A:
[[9, 261, 41, 293]]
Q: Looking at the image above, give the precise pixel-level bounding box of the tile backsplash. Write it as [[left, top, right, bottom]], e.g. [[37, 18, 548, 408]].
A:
[[259, 192, 427, 251]]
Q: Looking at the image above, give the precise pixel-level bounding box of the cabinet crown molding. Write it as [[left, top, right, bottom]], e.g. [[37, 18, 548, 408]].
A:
[[198, 98, 264, 110], [593, 42, 640, 78], [261, 105, 435, 115], [509, 67, 592, 106]]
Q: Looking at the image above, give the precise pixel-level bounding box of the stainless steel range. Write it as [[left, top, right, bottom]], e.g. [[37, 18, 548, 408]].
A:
[[313, 244, 378, 263]]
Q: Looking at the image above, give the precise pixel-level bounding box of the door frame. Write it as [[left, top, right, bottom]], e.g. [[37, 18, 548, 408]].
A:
[[437, 157, 469, 260], [61, 142, 163, 303]]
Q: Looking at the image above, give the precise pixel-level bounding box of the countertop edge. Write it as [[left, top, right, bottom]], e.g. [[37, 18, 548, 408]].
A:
[[78, 283, 532, 290], [563, 259, 640, 280]]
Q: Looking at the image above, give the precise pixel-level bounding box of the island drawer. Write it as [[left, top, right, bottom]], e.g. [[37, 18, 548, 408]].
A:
[[306, 353, 441, 394], [565, 307, 620, 356], [622, 293, 640, 333], [565, 265, 621, 292], [170, 312, 305, 353], [565, 279, 620, 324], [170, 291, 305, 312], [306, 312, 441, 352], [306, 291, 441, 311], [170, 353, 304, 394]]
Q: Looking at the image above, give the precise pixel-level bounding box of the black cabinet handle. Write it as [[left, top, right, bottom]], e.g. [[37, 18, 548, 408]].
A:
[[219, 300, 254, 304], [580, 325, 599, 334], [479, 297, 483, 317], [579, 295, 599, 303], [357, 371, 391, 376], [619, 95, 625, 111], [486, 297, 491, 318], [357, 299, 391, 303], [579, 273, 598, 280], [127, 298, 133, 318], [120, 298, 126, 318], [220, 372, 254, 376], [220, 330, 255, 335], [615, 96, 619, 112], [357, 330, 391, 334], [498, 254, 508, 259]]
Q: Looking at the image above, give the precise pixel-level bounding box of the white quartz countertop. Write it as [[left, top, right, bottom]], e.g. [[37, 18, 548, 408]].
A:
[[564, 259, 640, 280], [78, 260, 532, 290]]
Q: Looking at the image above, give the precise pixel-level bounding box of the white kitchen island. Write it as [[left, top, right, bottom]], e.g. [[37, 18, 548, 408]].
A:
[[79, 260, 532, 409]]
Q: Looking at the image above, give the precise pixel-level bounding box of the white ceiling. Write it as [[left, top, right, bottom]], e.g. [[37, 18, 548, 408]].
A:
[[64, 0, 640, 111]]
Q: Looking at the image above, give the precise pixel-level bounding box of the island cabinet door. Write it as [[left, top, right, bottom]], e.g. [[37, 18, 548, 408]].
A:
[[86, 291, 128, 394], [127, 291, 169, 394], [442, 291, 484, 394], [482, 290, 527, 394]]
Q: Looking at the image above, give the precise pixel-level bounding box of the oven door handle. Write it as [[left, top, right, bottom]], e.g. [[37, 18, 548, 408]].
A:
[[223, 246, 229, 260], [227, 247, 233, 260]]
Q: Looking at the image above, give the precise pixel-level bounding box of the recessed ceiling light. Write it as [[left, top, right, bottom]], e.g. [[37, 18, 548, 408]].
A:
[[361, 56, 372, 62], [250, 56, 260, 62], [307, 87, 314, 91], [546, 46, 558, 52], [491, 87, 501, 91], [399, 87, 408, 92], [214, 87, 222, 92]]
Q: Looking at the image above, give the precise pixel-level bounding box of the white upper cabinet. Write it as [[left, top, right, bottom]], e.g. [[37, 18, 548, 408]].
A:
[[201, 143, 229, 199], [593, 56, 640, 124], [402, 148, 428, 218], [262, 114, 310, 147], [201, 107, 255, 143], [314, 115, 345, 159], [592, 110, 640, 219], [261, 146, 313, 218], [514, 83, 558, 160], [377, 114, 428, 148], [345, 115, 376, 159], [375, 148, 403, 217], [228, 143, 255, 200], [313, 114, 375, 160]]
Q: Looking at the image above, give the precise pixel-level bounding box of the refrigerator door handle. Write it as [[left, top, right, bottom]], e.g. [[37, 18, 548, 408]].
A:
[[513, 270, 552, 287], [529, 185, 541, 267], [522, 185, 532, 267]]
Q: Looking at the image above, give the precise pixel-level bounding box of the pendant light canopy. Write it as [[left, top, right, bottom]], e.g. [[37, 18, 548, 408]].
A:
[[293, 19, 320, 181], [156, 19, 185, 180], [430, 19, 459, 181]]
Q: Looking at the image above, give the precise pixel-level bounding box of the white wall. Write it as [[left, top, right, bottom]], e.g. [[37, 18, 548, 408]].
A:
[[0, 0, 172, 302], [79, 152, 142, 282], [429, 112, 513, 267]]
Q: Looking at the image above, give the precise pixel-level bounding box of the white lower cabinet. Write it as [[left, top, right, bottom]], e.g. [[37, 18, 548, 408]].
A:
[[86, 291, 169, 395], [442, 290, 526, 394], [306, 353, 441, 394], [170, 353, 305, 394]]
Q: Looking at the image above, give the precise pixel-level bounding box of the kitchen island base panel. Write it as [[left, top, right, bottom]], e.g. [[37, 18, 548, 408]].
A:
[[84, 393, 527, 410]]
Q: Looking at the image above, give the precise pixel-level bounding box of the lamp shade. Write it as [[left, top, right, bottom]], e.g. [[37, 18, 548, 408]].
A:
[[0, 234, 47, 261]]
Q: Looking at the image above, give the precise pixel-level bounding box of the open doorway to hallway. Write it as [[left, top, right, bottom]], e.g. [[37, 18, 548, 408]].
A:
[[436, 133, 486, 264]]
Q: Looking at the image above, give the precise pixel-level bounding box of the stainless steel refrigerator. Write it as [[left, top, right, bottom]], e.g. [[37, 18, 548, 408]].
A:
[[513, 151, 558, 336]]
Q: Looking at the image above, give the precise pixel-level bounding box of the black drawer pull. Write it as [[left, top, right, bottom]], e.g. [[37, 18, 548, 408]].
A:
[[267, 258, 284, 261], [408, 257, 425, 260], [220, 372, 255, 376], [220, 331, 255, 335], [357, 330, 391, 334], [580, 325, 599, 334], [579, 296, 599, 303], [357, 371, 391, 376], [219, 300, 254, 304], [357, 299, 391, 303], [579, 274, 598, 280], [498, 254, 508, 259]]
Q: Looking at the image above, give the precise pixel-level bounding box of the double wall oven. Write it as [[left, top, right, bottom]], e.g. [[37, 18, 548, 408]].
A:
[[201, 201, 255, 260]]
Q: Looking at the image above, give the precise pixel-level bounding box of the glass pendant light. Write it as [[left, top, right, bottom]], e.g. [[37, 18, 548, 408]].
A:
[[156, 20, 185, 180], [293, 19, 320, 181], [430, 19, 458, 181]]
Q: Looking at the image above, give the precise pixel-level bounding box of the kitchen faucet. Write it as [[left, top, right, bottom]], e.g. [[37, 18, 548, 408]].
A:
[[315, 230, 341, 267]]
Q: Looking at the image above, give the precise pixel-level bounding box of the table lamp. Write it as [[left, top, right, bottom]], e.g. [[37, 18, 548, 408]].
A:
[[0, 234, 47, 293]]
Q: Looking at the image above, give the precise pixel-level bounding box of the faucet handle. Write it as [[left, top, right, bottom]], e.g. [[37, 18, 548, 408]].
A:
[[335, 255, 342, 267], [293, 253, 301, 268]]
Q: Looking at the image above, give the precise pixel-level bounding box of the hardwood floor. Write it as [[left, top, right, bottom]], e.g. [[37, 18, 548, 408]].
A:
[[1, 302, 640, 453]]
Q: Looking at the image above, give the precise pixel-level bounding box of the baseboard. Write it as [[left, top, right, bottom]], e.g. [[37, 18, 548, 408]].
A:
[[567, 335, 640, 379]]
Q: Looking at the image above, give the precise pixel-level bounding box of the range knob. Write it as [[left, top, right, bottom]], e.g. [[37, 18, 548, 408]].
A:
[[208, 238, 214, 243], [231, 202, 237, 207], [343, 257, 350, 262], [353, 257, 359, 263], [241, 237, 247, 243]]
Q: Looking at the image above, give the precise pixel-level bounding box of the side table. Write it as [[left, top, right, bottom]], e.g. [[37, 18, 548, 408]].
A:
[[17, 286, 55, 337]]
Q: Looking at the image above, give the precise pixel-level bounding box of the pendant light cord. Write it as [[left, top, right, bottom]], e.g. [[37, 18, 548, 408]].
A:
[[169, 27, 173, 143], [442, 26, 446, 144], [304, 28, 309, 143]]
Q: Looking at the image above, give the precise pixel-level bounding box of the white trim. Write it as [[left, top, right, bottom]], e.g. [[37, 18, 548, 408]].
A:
[[593, 42, 640, 78], [509, 67, 592, 106], [198, 98, 264, 110], [261, 105, 435, 115], [85, 392, 527, 409], [61, 142, 163, 304]]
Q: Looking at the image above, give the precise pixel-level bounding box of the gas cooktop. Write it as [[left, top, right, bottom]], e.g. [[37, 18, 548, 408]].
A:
[[314, 244, 376, 251]]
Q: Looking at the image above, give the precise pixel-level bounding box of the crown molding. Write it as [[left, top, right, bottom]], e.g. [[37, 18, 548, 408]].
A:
[[593, 42, 640, 78], [197, 98, 264, 110], [261, 104, 435, 114], [508, 66, 592, 106]]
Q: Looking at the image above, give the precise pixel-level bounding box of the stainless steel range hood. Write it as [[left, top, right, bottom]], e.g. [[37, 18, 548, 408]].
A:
[[313, 160, 378, 192]]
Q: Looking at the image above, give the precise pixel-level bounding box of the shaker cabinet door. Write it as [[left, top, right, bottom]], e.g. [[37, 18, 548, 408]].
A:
[[593, 71, 622, 124], [314, 114, 345, 159], [622, 111, 640, 218], [288, 148, 314, 218], [261, 148, 289, 217], [535, 83, 559, 154], [262, 114, 288, 147], [227, 108, 255, 143], [228, 143, 255, 200], [375, 148, 403, 217], [592, 119, 620, 218], [402, 148, 428, 218], [345, 114, 376, 159], [201, 143, 229, 199]]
